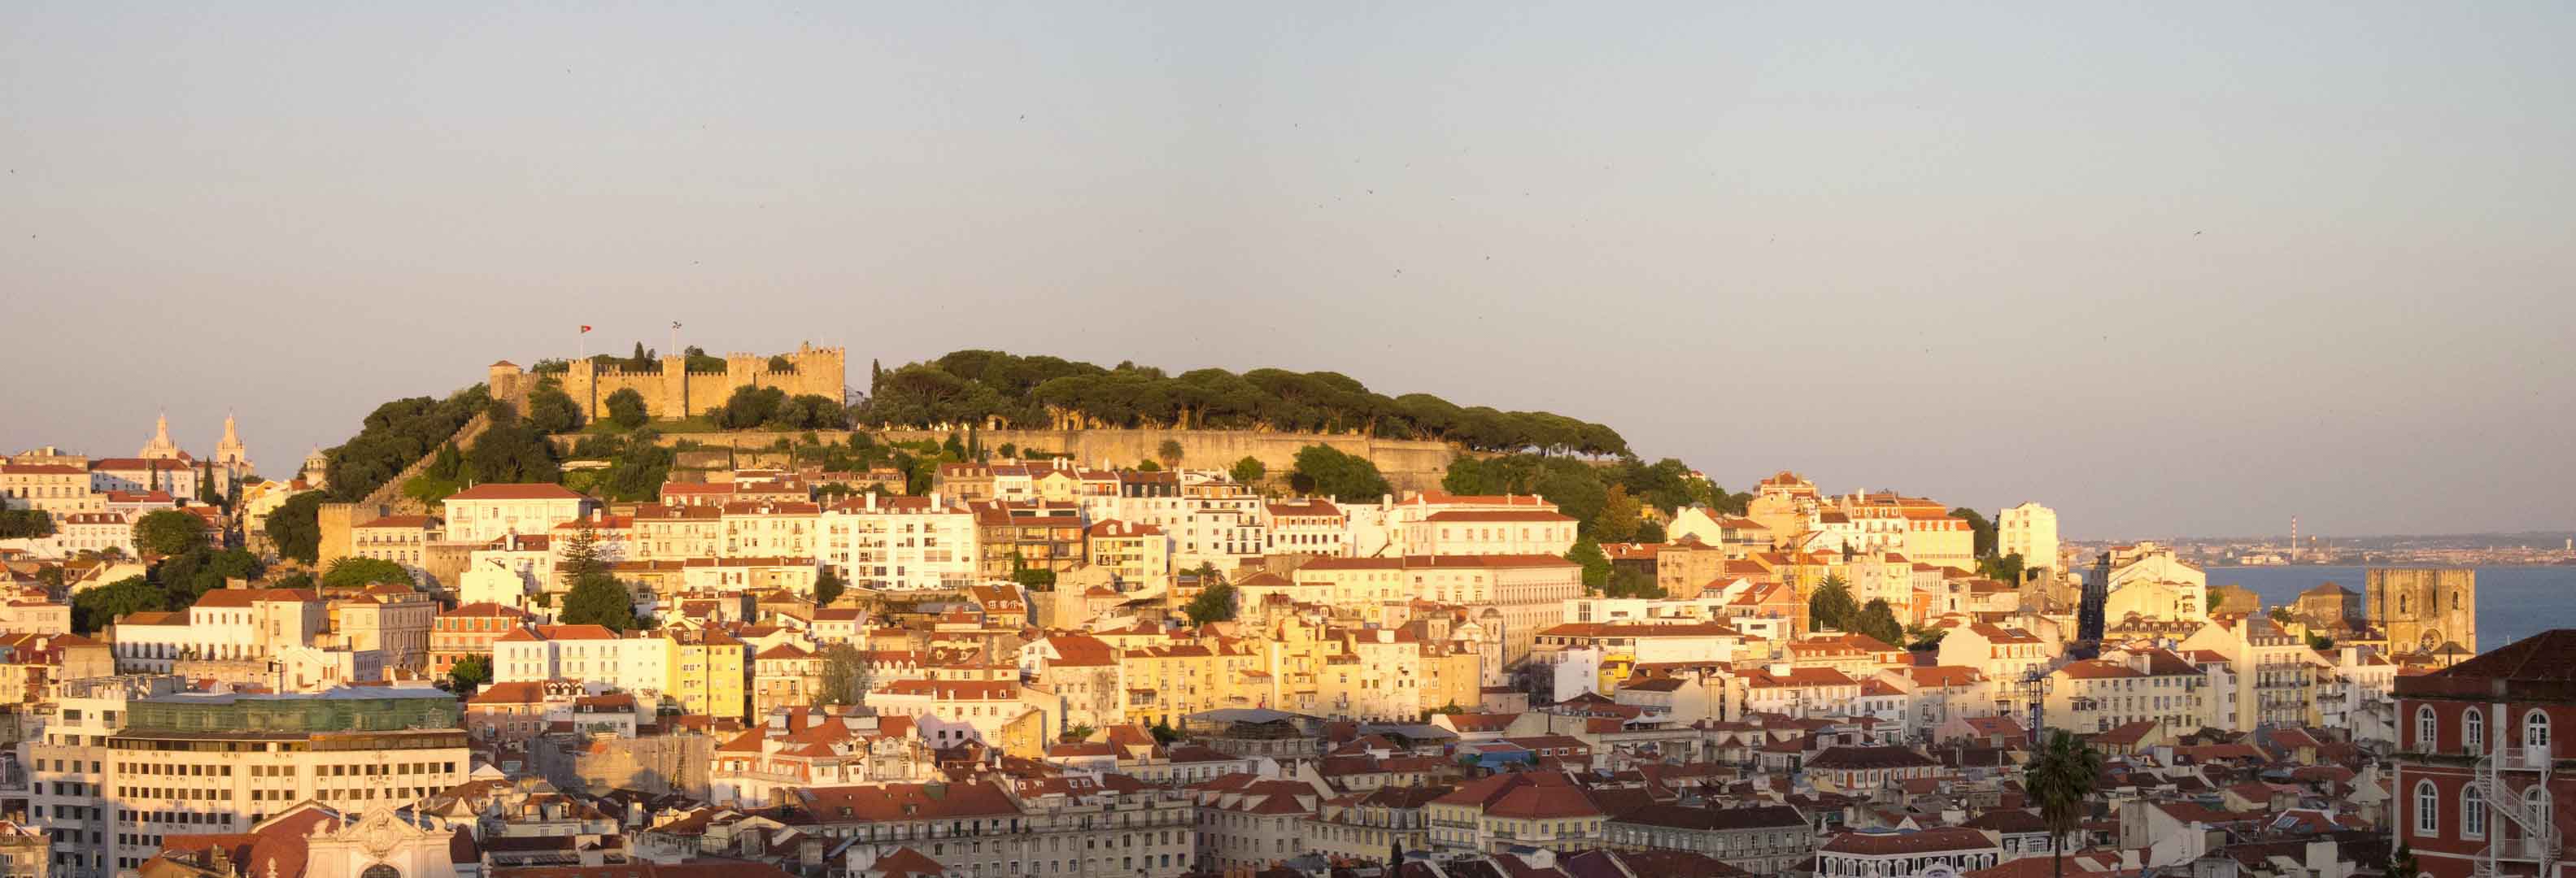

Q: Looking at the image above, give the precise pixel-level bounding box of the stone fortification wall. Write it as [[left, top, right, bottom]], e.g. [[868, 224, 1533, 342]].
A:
[[550, 427, 1460, 493], [878, 428, 1458, 493], [490, 343, 845, 422]]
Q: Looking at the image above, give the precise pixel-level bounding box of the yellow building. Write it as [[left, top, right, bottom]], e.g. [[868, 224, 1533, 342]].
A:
[[666, 627, 748, 720]]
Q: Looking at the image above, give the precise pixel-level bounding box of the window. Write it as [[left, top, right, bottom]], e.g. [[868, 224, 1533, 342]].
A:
[[2467, 711, 2487, 754], [2416, 780, 2439, 836], [2529, 711, 2553, 752], [2418, 706, 2439, 751]]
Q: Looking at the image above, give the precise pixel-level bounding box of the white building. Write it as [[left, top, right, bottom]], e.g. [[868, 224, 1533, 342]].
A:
[[491, 624, 669, 698], [817, 493, 979, 591], [1403, 510, 1579, 557], [1263, 499, 1349, 556], [1997, 502, 2059, 572], [109, 587, 326, 672], [442, 483, 591, 545]]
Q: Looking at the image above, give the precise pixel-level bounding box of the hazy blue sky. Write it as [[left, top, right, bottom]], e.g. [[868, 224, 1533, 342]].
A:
[[5, 3, 2571, 539]]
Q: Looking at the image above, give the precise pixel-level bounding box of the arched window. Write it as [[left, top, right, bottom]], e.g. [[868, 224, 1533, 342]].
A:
[[2416, 780, 2440, 836], [2530, 785, 2554, 836], [2465, 783, 2487, 837], [2468, 711, 2487, 754], [2454, 591, 2462, 611], [2419, 706, 2441, 751], [2528, 710, 2553, 753]]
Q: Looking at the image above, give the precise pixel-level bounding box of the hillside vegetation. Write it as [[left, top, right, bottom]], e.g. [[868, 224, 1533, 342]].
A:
[[859, 350, 1626, 456]]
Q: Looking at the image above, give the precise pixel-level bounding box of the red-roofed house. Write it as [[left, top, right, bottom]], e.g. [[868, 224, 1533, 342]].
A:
[[1427, 770, 1606, 853]]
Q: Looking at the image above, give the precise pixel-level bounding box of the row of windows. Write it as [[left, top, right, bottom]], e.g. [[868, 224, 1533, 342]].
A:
[[2413, 778, 2551, 838], [2414, 705, 2552, 753]]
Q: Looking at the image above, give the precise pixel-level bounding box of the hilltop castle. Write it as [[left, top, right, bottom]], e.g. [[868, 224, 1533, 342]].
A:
[[488, 342, 846, 422]]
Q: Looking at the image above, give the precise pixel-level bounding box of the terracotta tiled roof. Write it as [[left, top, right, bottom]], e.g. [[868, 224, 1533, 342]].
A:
[[447, 483, 588, 501]]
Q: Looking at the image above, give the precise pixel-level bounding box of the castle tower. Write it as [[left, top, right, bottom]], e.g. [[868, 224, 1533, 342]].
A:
[[140, 411, 181, 459]]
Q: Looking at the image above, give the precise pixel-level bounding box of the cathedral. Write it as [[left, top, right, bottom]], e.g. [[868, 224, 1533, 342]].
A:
[[2365, 567, 2476, 659]]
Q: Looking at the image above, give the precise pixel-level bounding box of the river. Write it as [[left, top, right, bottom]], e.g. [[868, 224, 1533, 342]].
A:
[[2204, 564, 2576, 654]]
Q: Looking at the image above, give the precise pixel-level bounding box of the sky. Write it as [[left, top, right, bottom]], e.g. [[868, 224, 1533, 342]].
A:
[[4, 3, 2572, 540]]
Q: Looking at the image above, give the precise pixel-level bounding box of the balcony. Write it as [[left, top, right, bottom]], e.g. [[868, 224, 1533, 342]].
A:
[[2488, 836, 2556, 862], [2496, 746, 2553, 772]]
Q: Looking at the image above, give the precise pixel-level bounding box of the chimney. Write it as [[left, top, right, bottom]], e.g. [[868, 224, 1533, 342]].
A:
[[865, 493, 877, 511]]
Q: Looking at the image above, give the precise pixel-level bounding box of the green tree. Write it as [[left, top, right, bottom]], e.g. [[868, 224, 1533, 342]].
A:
[[2389, 844, 2420, 878], [997, 442, 1018, 459], [604, 388, 649, 429], [1184, 579, 1239, 625], [322, 556, 412, 589], [817, 642, 874, 707], [1013, 567, 1058, 589], [1149, 720, 1182, 745], [469, 406, 562, 484], [447, 654, 492, 694], [1288, 446, 1390, 502], [0, 510, 54, 539], [323, 385, 490, 502], [424, 441, 465, 481], [525, 382, 585, 433], [1953, 506, 1998, 558], [592, 437, 675, 502], [559, 520, 606, 580], [1807, 574, 1858, 632], [1853, 598, 1906, 645], [716, 385, 788, 429], [1567, 539, 1612, 593], [1593, 485, 1642, 543], [814, 569, 848, 606], [1157, 438, 1186, 470], [266, 493, 325, 564], [2307, 633, 2334, 651], [559, 573, 638, 632], [1978, 552, 2027, 585], [155, 546, 264, 601], [1603, 567, 1665, 598], [1905, 624, 1949, 651], [1229, 456, 1266, 485], [2027, 729, 2102, 878], [132, 510, 208, 557], [72, 576, 167, 633]]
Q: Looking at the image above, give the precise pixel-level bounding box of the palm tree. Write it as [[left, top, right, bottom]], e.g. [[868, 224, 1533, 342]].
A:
[[2027, 729, 2102, 878]]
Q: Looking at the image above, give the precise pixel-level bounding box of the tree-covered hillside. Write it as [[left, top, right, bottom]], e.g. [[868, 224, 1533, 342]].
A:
[[859, 350, 1626, 456]]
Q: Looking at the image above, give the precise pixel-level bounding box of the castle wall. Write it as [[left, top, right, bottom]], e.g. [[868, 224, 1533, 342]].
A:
[[315, 502, 391, 569], [877, 428, 1460, 493], [509, 344, 846, 423]]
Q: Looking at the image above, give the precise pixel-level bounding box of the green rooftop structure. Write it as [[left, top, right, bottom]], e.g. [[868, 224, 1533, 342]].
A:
[[120, 686, 461, 735]]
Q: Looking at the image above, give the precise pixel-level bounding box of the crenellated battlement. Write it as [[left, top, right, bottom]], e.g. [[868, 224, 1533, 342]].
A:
[[486, 341, 847, 425]]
